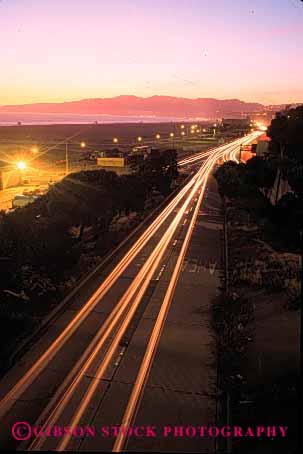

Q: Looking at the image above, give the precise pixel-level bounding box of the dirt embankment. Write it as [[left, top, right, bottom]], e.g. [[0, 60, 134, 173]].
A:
[[214, 202, 300, 453]]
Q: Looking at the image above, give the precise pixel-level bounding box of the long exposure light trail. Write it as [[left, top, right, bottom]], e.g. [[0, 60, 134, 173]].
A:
[[39, 147, 213, 451], [0, 163, 199, 420], [0, 134, 260, 453], [113, 156, 211, 453], [178, 133, 260, 167], [55, 134, 259, 451]]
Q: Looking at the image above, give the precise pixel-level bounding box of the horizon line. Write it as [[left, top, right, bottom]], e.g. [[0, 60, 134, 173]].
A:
[[1, 94, 301, 108]]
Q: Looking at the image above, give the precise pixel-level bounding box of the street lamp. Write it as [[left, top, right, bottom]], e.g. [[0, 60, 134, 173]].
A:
[[180, 124, 185, 129], [80, 141, 86, 148], [137, 136, 142, 142], [16, 160, 27, 170], [169, 132, 175, 149], [15, 160, 27, 186], [113, 137, 118, 144], [181, 131, 185, 136], [155, 134, 161, 140], [65, 142, 69, 176]]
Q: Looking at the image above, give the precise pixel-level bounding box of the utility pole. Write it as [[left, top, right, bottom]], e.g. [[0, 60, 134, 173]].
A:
[[65, 142, 69, 176], [299, 229, 303, 454], [275, 141, 286, 205], [223, 196, 229, 293]]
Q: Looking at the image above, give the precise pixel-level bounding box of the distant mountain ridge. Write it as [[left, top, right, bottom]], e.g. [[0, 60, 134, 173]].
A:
[[0, 95, 265, 118]]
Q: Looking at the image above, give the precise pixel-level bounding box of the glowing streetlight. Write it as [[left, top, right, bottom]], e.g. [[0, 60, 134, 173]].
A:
[[155, 134, 161, 139], [137, 136, 142, 142], [169, 132, 174, 137], [80, 141, 86, 148], [190, 129, 195, 134], [202, 128, 206, 133], [16, 160, 27, 170], [113, 137, 118, 144], [181, 131, 185, 136], [31, 146, 39, 154], [180, 124, 185, 129]]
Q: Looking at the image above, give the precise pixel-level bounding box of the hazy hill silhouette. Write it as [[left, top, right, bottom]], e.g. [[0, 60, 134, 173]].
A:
[[0, 95, 264, 118]]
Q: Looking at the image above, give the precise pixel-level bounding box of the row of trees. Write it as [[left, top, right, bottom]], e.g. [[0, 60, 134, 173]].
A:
[[47, 170, 148, 240], [268, 105, 303, 160], [0, 149, 179, 307], [214, 105, 303, 248], [130, 148, 178, 196], [267, 105, 303, 196], [0, 170, 145, 299], [214, 156, 277, 199], [266, 105, 303, 243]]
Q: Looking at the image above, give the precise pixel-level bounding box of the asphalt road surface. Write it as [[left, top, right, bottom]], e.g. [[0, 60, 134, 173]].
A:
[[0, 133, 261, 452]]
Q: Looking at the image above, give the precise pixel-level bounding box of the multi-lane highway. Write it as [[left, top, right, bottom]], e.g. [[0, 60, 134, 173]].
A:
[[0, 132, 260, 452]]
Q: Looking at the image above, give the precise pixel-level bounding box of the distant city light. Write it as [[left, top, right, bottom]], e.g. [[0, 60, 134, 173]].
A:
[[255, 121, 267, 131], [169, 132, 174, 137], [181, 131, 185, 136], [137, 136, 142, 142], [80, 141, 86, 148], [31, 146, 39, 154], [155, 134, 161, 139], [16, 160, 27, 170], [180, 124, 185, 129], [113, 137, 118, 143]]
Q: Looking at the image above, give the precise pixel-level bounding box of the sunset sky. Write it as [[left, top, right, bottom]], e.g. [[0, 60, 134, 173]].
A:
[[0, 0, 302, 105]]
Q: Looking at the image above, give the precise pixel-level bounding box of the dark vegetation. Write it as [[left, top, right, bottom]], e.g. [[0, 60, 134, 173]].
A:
[[215, 106, 303, 250], [213, 105, 302, 453], [0, 149, 179, 365]]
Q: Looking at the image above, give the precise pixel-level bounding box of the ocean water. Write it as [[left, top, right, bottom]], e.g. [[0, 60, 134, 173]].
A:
[[0, 112, 190, 126]]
